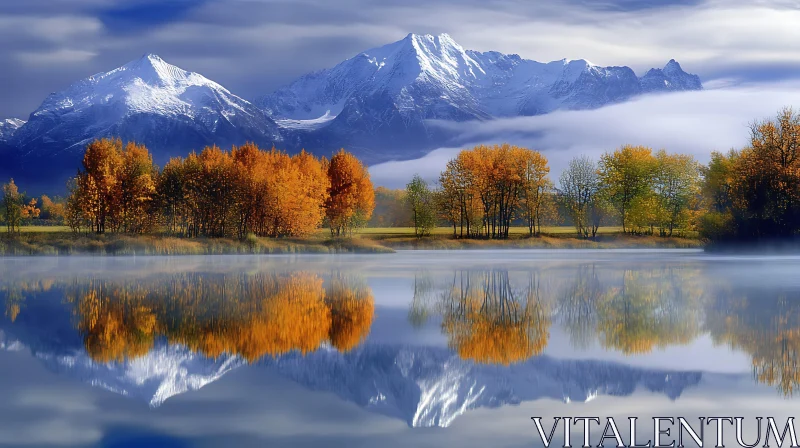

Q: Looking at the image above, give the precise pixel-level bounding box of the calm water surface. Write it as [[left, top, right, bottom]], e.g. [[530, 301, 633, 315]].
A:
[[0, 250, 798, 447]]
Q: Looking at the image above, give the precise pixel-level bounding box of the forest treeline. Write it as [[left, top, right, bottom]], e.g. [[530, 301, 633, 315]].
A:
[[4, 140, 375, 238], [399, 107, 800, 243], [5, 107, 800, 244]]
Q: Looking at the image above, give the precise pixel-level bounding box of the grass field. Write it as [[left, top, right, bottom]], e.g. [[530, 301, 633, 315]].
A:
[[1, 225, 703, 255], [9, 226, 72, 233], [15, 225, 695, 237], [349, 226, 626, 237]]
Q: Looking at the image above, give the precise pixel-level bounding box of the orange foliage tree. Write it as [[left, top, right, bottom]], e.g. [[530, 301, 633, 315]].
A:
[[437, 144, 553, 239], [156, 144, 329, 238], [68, 271, 375, 364], [440, 270, 551, 365], [325, 149, 375, 236], [66, 139, 360, 239], [71, 138, 158, 234], [325, 273, 375, 352]]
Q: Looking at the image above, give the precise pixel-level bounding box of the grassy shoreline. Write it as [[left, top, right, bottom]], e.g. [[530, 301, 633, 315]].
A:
[[375, 234, 703, 250], [0, 227, 704, 256]]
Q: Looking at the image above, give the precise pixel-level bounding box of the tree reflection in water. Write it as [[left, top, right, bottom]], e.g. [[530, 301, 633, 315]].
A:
[[705, 286, 800, 396], [593, 268, 704, 355], [62, 272, 375, 363], [438, 270, 551, 365], [6, 263, 800, 396]]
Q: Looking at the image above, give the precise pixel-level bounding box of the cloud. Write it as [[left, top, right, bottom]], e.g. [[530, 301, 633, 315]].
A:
[[369, 81, 800, 188], [1, 0, 800, 120], [15, 49, 98, 65]]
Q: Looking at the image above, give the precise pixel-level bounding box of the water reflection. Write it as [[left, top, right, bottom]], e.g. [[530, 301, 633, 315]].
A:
[[438, 270, 550, 365], [705, 284, 800, 396], [406, 264, 800, 397], [564, 267, 704, 355], [2, 257, 800, 427], [6, 272, 375, 364]]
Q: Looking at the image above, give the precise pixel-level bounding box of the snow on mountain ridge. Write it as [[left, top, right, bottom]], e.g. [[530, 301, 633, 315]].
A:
[[258, 33, 701, 125], [35, 54, 250, 119], [8, 53, 283, 191], [0, 118, 25, 141]]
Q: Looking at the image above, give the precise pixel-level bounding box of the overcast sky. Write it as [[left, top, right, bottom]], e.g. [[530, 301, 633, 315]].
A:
[[3, 0, 800, 120]]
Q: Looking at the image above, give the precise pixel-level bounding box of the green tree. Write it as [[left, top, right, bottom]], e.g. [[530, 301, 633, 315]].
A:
[[2, 179, 23, 234], [652, 150, 701, 236], [405, 174, 437, 237]]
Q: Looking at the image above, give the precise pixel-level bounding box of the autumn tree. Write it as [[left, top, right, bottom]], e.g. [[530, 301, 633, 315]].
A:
[[598, 145, 657, 233], [699, 108, 800, 242], [438, 144, 552, 239], [269, 150, 330, 237], [65, 178, 91, 233], [438, 156, 480, 238], [325, 149, 375, 237], [20, 198, 40, 226], [39, 195, 65, 224], [325, 274, 375, 352], [2, 179, 22, 234], [596, 269, 702, 354], [370, 187, 412, 227], [519, 150, 552, 236], [440, 270, 551, 365], [76, 138, 124, 234], [698, 150, 739, 241], [733, 108, 800, 239], [405, 174, 437, 237], [116, 142, 157, 233], [156, 157, 188, 235]]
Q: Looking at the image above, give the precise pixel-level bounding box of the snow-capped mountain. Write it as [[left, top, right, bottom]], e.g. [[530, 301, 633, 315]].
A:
[[2, 34, 704, 190], [640, 59, 702, 93], [256, 33, 703, 162], [7, 54, 282, 190], [0, 118, 25, 141]]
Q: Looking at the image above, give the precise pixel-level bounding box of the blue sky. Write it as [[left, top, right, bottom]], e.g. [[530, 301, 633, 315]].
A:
[[2, 0, 800, 120]]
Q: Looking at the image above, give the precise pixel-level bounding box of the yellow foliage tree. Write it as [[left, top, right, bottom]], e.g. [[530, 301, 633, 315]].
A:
[[598, 145, 657, 233]]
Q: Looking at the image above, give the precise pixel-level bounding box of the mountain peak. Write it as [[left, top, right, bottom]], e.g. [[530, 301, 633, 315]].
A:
[[113, 53, 198, 88], [664, 58, 684, 73], [639, 59, 701, 93], [395, 33, 466, 55]]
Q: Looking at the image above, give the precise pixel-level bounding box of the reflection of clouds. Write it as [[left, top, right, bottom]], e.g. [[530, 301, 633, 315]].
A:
[[371, 83, 800, 188]]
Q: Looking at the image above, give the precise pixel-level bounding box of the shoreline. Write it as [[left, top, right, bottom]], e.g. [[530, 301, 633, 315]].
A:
[[0, 232, 704, 256]]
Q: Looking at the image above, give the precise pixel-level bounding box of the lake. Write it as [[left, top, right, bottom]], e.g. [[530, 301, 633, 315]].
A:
[[0, 250, 798, 447]]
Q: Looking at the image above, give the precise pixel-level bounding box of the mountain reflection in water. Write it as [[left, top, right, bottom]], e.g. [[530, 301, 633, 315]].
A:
[[2, 254, 800, 429]]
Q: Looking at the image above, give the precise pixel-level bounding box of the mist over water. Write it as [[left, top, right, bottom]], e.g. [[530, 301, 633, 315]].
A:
[[1, 250, 799, 447]]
